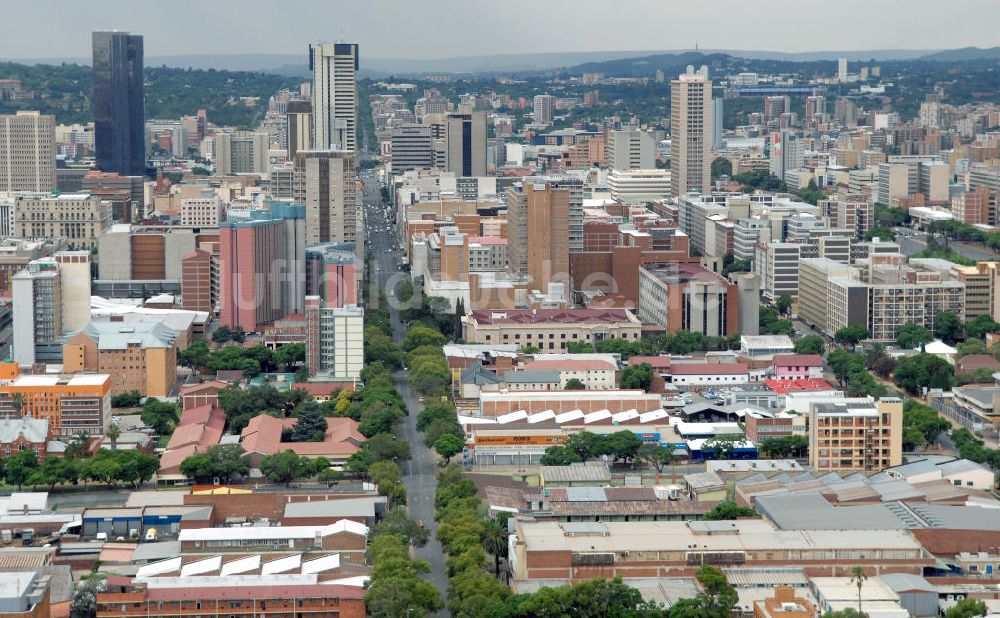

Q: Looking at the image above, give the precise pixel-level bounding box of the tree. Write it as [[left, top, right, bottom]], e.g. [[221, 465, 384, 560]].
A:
[[934, 311, 964, 345], [483, 515, 510, 577], [402, 325, 446, 352], [619, 363, 654, 391], [274, 343, 306, 371], [566, 341, 594, 353], [703, 436, 741, 461], [793, 335, 825, 355], [850, 566, 868, 613], [107, 422, 121, 450], [637, 443, 679, 476], [539, 445, 582, 466], [759, 435, 809, 458], [694, 565, 739, 618], [702, 501, 759, 520], [141, 398, 179, 436], [563, 378, 586, 390], [821, 610, 868, 618], [71, 575, 106, 618], [180, 445, 250, 483], [965, 315, 1000, 340], [289, 402, 328, 442], [178, 339, 210, 369], [434, 434, 464, 465], [945, 599, 988, 618], [259, 450, 311, 485], [111, 390, 142, 408], [370, 507, 430, 547], [6, 450, 38, 490], [775, 294, 792, 317], [711, 156, 732, 179], [893, 353, 955, 394], [834, 325, 868, 347], [491, 577, 657, 618]]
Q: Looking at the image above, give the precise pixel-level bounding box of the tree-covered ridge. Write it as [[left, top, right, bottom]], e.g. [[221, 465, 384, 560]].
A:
[[0, 62, 302, 128]]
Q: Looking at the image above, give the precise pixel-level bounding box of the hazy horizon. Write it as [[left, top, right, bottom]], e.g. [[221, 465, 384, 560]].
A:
[[1, 0, 997, 60]]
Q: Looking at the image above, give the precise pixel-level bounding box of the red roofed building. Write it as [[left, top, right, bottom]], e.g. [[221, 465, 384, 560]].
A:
[[463, 308, 642, 352], [240, 414, 365, 466], [763, 378, 835, 395], [97, 583, 366, 618], [772, 354, 824, 379], [158, 404, 226, 484], [179, 380, 229, 411]]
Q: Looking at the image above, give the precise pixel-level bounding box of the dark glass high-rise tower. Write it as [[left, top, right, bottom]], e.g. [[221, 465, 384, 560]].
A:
[[92, 31, 146, 175]]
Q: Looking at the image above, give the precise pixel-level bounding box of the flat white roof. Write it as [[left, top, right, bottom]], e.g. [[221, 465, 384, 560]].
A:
[[481, 389, 657, 402], [178, 520, 367, 542], [13, 374, 110, 387]]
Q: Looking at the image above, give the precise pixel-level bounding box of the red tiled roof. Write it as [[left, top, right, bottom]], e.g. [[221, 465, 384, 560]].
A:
[[773, 354, 823, 367], [956, 354, 1000, 373], [291, 382, 356, 396], [144, 584, 365, 602], [240, 415, 365, 458], [628, 355, 672, 369], [179, 380, 228, 396], [523, 359, 617, 371], [669, 363, 748, 375], [763, 378, 834, 395], [469, 308, 634, 325]]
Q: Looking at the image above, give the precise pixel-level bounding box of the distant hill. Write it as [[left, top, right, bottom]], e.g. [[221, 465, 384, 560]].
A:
[[917, 47, 1000, 62]]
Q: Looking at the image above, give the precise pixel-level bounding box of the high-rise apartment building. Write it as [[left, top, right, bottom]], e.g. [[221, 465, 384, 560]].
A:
[[837, 58, 848, 83], [606, 130, 655, 171], [218, 202, 306, 332], [533, 94, 555, 124], [295, 150, 357, 245], [769, 130, 805, 185], [809, 398, 903, 472], [805, 95, 827, 122], [638, 263, 739, 336], [0, 112, 55, 192], [670, 66, 713, 197], [92, 31, 145, 175], [506, 179, 583, 300], [445, 111, 487, 177], [304, 296, 363, 380], [285, 100, 313, 159], [310, 43, 358, 152], [214, 131, 269, 176]]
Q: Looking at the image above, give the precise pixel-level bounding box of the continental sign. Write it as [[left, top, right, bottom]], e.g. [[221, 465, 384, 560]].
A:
[[474, 435, 567, 447]]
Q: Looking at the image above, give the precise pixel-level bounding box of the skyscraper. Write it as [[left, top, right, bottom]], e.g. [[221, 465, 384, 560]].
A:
[[670, 65, 713, 197], [533, 94, 555, 124], [309, 43, 358, 152], [837, 58, 848, 83], [294, 150, 357, 246], [0, 111, 55, 192], [92, 31, 145, 175], [286, 100, 313, 159], [445, 111, 487, 177]]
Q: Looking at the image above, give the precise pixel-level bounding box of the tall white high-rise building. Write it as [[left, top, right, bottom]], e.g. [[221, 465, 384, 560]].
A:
[[295, 150, 357, 246], [533, 95, 555, 124], [670, 65, 713, 197], [0, 111, 55, 193], [607, 130, 655, 171], [310, 43, 359, 152], [837, 58, 848, 83]]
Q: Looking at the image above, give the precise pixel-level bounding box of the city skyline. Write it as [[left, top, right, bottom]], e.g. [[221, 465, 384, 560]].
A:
[[1, 0, 998, 61]]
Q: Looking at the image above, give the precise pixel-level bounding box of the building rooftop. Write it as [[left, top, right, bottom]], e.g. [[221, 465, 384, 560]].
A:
[[10, 374, 110, 388], [503, 370, 561, 384], [79, 320, 179, 351], [177, 519, 368, 543], [522, 359, 617, 372], [469, 308, 638, 325], [772, 354, 823, 367], [0, 418, 48, 444], [540, 462, 611, 484], [670, 363, 749, 376], [239, 414, 365, 458]]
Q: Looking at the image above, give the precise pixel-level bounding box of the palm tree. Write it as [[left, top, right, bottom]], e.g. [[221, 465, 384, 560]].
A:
[[850, 566, 868, 613], [107, 422, 121, 450], [10, 392, 24, 417], [68, 431, 90, 460], [483, 516, 509, 579]]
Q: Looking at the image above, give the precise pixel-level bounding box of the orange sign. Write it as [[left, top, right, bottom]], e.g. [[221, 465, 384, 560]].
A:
[[474, 435, 567, 447]]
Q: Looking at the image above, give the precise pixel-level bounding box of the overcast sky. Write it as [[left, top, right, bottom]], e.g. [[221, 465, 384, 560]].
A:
[[2, 0, 998, 59]]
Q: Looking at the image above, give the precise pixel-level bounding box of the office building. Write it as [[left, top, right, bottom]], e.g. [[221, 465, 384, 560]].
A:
[[92, 31, 145, 175], [805, 95, 826, 122], [295, 150, 357, 245], [606, 130, 655, 171], [304, 297, 363, 380], [310, 43, 358, 152], [389, 124, 434, 174], [463, 308, 642, 351], [0, 363, 111, 436], [11, 252, 91, 366], [837, 58, 848, 82], [607, 169, 671, 202], [638, 263, 739, 336], [876, 157, 949, 206], [214, 131, 269, 176], [218, 202, 306, 332], [81, 172, 145, 223], [63, 321, 179, 397], [305, 243, 360, 307], [769, 130, 804, 185], [97, 224, 215, 287], [14, 193, 112, 250], [798, 258, 857, 334], [809, 398, 903, 472], [0, 112, 55, 193], [671, 66, 713, 197], [285, 99, 313, 159], [180, 248, 214, 313], [533, 94, 555, 124], [445, 111, 487, 177], [180, 194, 224, 227], [712, 97, 723, 149], [506, 179, 583, 300]]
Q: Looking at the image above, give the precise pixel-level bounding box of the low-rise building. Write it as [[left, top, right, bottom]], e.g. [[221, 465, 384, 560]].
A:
[[240, 414, 364, 467], [463, 308, 642, 352], [771, 355, 823, 379], [519, 358, 618, 389], [0, 364, 111, 436], [0, 417, 51, 460]]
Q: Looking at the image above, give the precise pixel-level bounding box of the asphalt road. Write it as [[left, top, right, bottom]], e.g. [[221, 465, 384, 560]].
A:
[[362, 172, 449, 602], [896, 231, 1000, 261]]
